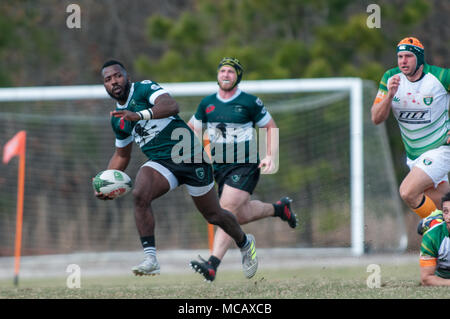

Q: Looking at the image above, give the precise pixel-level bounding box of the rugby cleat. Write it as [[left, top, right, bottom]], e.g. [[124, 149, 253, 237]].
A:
[[190, 255, 216, 282], [417, 209, 444, 235], [132, 255, 160, 276], [276, 197, 298, 228], [240, 234, 258, 279]]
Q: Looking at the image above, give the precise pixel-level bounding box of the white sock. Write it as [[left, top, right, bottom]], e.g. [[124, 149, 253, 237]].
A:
[[143, 246, 156, 258]]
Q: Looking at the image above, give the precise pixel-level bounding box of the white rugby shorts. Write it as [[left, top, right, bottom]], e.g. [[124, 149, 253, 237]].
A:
[[406, 145, 450, 188]]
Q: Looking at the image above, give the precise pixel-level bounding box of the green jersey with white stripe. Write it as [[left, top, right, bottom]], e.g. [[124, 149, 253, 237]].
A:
[[377, 64, 450, 160], [191, 89, 272, 168], [111, 80, 199, 162], [420, 222, 450, 279]]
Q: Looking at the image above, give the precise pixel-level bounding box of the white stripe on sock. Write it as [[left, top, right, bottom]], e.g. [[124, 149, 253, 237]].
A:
[[143, 247, 156, 257]]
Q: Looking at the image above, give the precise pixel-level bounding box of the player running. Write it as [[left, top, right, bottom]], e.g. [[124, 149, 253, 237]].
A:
[[371, 37, 450, 233], [96, 60, 258, 278], [419, 192, 450, 286], [188, 57, 298, 281]]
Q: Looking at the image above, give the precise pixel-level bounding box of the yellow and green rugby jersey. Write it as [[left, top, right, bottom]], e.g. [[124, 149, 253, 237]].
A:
[[190, 89, 272, 168], [420, 222, 450, 279], [375, 64, 450, 160], [111, 80, 200, 162]]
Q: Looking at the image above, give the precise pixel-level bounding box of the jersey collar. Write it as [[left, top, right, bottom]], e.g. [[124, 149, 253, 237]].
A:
[[116, 82, 135, 109], [216, 88, 242, 103]]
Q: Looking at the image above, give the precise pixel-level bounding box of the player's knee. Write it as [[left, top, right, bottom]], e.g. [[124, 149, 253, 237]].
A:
[[399, 184, 419, 207], [221, 202, 249, 224], [132, 188, 152, 208], [232, 210, 248, 224], [220, 199, 242, 215], [203, 210, 222, 225], [399, 185, 411, 203]]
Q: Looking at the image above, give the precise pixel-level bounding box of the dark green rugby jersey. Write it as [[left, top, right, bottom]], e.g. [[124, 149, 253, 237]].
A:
[[111, 80, 201, 162], [190, 89, 272, 168]]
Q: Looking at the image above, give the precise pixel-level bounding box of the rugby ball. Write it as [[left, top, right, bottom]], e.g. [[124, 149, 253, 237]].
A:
[[92, 169, 132, 199]]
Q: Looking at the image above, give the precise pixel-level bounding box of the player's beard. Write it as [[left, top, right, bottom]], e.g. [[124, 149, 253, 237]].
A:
[[108, 81, 131, 102], [218, 79, 236, 92]]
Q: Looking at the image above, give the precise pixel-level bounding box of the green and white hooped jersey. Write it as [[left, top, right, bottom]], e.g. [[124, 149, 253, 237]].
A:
[[190, 89, 272, 166], [111, 81, 199, 162], [376, 64, 450, 160], [420, 222, 450, 279]]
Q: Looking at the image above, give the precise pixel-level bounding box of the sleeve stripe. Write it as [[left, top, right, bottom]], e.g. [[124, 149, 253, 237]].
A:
[[115, 136, 133, 148], [419, 257, 437, 267], [378, 81, 388, 93], [256, 112, 272, 127], [421, 242, 433, 254], [149, 89, 169, 105]]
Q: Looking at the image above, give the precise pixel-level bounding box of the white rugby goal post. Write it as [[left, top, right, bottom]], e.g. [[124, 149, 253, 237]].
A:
[[0, 78, 407, 257]]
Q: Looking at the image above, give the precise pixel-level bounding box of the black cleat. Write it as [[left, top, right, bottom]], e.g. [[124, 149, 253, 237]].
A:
[[190, 256, 216, 282], [276, 197, 298, 228]]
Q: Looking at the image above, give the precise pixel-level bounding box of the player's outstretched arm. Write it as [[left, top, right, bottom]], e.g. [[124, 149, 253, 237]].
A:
[[420, 265, 450, 286], [111, 93, 180, 122]]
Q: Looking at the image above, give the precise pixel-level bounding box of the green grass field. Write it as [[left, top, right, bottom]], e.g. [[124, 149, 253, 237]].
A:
[[1, 263, 449, 299]]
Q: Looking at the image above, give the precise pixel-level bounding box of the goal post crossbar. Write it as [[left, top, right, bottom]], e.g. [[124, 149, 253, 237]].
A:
[[0, 78, 365, 256]]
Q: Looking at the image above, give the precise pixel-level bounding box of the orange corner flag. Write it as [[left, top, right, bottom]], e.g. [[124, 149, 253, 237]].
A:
[[3, 130, 27, 286], [3, 131, 26, 164]]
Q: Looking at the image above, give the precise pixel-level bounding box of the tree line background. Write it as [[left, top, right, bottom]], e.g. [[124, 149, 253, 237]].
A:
[[1, 0, 448, 183]]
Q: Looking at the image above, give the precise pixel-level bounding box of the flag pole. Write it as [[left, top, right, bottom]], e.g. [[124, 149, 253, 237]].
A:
[[203, 138, 215, 253], [13, 140, 26, 287], [3, 131, 27, 287]]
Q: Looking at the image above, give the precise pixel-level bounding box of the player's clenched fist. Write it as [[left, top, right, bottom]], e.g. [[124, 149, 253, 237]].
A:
[[388, 74, 400, 99]]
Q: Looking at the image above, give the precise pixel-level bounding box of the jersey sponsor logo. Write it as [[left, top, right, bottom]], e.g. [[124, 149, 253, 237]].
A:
[[423, 96, 433, 106], [135, 123, 151, 137], [208, 122, 254, 143], [398, 109, 430, 124], [206, 105, 216, 114], [215, 122, 227, 139], [119, 118, 125, 130], [133, 122, 163, 147]]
